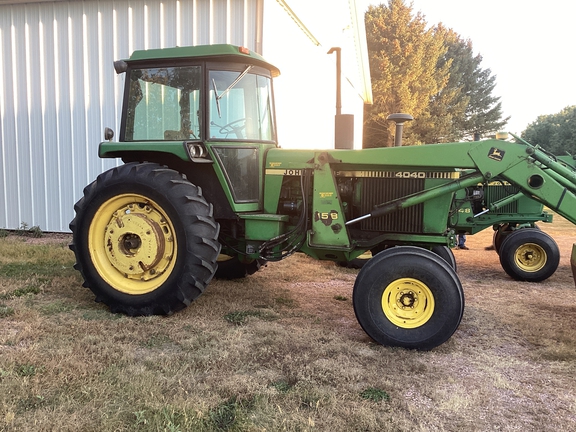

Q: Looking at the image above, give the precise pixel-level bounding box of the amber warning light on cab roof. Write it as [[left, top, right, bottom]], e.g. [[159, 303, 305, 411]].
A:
[[238, 46, 250, 55]]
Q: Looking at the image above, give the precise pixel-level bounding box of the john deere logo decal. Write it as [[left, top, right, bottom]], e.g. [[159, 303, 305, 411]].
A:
[[488, 147, 505, 161]]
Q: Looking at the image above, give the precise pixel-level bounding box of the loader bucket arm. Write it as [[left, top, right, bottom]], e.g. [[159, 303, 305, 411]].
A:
[[491, 145, 576, 226], [431, 140, 576, 226], [425, 137, 576, 290], [335, 138, 576, 229]]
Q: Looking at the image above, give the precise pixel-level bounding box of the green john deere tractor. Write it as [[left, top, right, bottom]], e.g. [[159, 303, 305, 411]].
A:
[[71, 44, 576, 350]]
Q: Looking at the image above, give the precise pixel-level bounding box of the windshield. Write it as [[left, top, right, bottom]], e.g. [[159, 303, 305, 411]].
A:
[[209, 69, 275, 141], [124, 66, 201, 141]]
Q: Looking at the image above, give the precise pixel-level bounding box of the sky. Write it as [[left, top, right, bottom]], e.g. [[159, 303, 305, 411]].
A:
[[400, 0, 576, 134], [264, 1, 369, 148], [265, 0, 576, 148]]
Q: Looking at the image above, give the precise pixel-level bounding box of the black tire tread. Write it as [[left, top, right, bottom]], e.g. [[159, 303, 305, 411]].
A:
[[353, 246, 464, 350], [498, 228, 559, 282], [70, 162, 220, 316]]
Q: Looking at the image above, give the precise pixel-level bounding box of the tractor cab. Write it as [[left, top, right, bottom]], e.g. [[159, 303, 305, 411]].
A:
[[101, 44, 280, 212]]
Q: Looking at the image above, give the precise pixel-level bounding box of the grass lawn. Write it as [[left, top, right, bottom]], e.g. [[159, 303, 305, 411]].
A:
[[1, 218, 575, 431]]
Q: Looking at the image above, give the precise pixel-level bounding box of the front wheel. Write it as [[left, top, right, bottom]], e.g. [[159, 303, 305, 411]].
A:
[[337, 246, 456, 272], [353, 246, 464, 350], [499, 228, 559, 282], [492, 224, 513, 254], [69, 162, 221, 315], [431, 245, 457, 272]]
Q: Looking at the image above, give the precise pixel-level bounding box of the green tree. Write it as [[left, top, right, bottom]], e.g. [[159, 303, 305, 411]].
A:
[[450, 39, 509, 140], [522, 106, 576, 155], [410, 25, 469, 143], [363, 0, 450, 147], [363, 1, 509, 146]]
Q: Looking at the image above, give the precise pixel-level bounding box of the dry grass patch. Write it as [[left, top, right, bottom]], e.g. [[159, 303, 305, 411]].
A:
[[1, 222, 576, 431]]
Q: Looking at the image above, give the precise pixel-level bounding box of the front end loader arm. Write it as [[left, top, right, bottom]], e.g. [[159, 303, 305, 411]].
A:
[[477, 142, 576, 226], [337, 138, 576, 227]]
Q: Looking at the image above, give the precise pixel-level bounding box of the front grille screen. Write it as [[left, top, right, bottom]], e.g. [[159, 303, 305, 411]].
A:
[[485, 184, 519, 213], [359, 178, 424, 233]]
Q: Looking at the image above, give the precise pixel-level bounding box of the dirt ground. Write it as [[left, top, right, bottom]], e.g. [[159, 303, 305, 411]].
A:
[[2, 217, 575, 431], [259, 218, 576, 430]]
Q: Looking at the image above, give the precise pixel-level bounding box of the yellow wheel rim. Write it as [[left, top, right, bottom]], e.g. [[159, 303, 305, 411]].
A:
[[514, 243, 547, 272], [88, 194, 177, 295], [217, 254, 235, 263], [357, 251, 373, 260], [381, 278, 435, 329]]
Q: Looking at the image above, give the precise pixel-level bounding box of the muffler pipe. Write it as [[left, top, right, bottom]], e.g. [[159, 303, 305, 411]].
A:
[[387, 113, 413, 147]]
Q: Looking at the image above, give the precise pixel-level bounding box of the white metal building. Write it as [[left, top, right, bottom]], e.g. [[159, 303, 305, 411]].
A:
[[0, 0, 370, 232]]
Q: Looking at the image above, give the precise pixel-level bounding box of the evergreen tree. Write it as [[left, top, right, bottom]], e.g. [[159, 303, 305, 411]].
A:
[[363, 0, 450, 147], [363, 1, 510, 146], [522, 106, 576, 155], [410, 25, 468, 143], [451, 40, 509, 140]]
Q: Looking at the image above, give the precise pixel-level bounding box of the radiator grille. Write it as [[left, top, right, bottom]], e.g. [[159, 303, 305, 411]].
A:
[[360, 178, 424, 233], [485, 184, 519, 213]]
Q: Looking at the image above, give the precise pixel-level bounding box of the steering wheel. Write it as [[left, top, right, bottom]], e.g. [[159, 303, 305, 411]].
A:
[[213, 118, 246, 138]]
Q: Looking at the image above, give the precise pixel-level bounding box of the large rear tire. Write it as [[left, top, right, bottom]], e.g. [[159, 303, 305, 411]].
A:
[[69, 162, 220, 315], [499, 228, 559, 282], [353, 246, 464, 350]]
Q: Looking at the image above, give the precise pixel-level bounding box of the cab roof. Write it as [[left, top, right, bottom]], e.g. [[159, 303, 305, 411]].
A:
[[125, 44, 280, 77]]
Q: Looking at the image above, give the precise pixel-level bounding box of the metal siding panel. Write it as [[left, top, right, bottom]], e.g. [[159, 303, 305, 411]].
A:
[[67, 1, 88, 211], [25, 6, 48, 229], [98, 2, 121, 175], [145, 1, 162, 49], [0, 0, 261, 231], [229, 0, 245, 46], [54, 5, 76, 232], [129, 0, 146, 51], [161, 0, 178, 48], [211, 0, 228, 43], [83, 2, 104, 184], [113, 2, 130, 61], [195, 0, 211, 44], [39, 6, 61, 229], [0, 15, 10, 228], [247, 0, 260, 52], [12, 6, 32, 229], [110, 2, 129, 180], [178, 0, 195, 45]]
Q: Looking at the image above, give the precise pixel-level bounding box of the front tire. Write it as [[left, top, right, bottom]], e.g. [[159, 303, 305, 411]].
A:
[[499, 228, 559, 282], [338, 246, 457, 272], [492, 224, 512, 254], [431, 245, 457, 272], [353, 246, 464, 350], [70, 162, 220, 315]]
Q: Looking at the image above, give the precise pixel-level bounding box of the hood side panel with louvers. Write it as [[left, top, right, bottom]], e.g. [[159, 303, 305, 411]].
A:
[[359, 178, 424, 233]]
